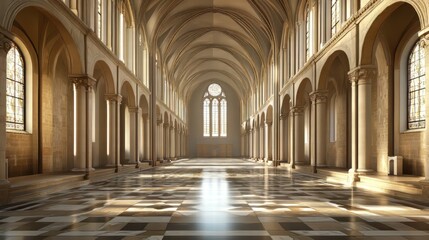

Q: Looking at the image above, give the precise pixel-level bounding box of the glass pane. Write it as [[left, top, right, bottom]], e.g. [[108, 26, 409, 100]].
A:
[[212, 99, 219, 136], [203, 99, 210, 137], [6, 44, 25, 131], [408, 41, 426, 130], [220, 99, 227, 137], [208, 83, 222, 96]]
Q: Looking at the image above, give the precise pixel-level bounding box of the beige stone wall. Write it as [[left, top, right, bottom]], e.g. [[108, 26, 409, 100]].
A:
[[399, 132, 425, 175], [6, 133, 33, 177], [196, 144, 233, 158]]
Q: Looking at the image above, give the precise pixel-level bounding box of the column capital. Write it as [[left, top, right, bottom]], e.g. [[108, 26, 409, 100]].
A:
[[418, 28, 429, 48], [163, 123, 169, 128], [157, 119, 163, 125], [128, 107, 139, 113], [266, 121, 273, 126], [291, 106, 304, 115], [348, 66, 377, 85], [0, 34, 12, 54], [309, 90, 328, 103], [280, 114, 287, 120], [105, 94, 122, 103], [70, 74, 97, 90]]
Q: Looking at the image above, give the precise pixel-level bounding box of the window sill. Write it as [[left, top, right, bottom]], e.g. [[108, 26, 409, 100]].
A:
[[6, 130, 31, 135], [401, 128, 425, 134]]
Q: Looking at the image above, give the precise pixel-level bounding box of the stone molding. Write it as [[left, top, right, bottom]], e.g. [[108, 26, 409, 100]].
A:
[[309, 90, 328, 103], [348, 66, 377, 85], [291, 106, 304, 115], [0, 34, 12, 54], [70, 74, 97, 89], [105, 94, 123, 103]]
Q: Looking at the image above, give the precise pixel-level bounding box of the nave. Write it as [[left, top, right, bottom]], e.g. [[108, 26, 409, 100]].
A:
[[1, 159, 429, 239]]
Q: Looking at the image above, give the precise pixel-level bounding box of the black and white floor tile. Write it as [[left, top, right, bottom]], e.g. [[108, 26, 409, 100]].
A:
[[1, 158, 429, 239]]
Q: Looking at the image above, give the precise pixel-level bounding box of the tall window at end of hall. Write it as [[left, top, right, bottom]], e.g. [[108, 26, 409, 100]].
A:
[[203, 83, 227, 137], [6, 43, 25, 131], [331, 0, 340, 36], [408, 41, 426, 129]]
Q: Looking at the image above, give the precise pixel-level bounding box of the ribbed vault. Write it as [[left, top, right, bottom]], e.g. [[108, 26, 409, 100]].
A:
[[138, 0, 293, 102]]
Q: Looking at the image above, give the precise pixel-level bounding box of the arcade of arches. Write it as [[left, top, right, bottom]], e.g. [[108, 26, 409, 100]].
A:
[[1, 0, 429, 203]]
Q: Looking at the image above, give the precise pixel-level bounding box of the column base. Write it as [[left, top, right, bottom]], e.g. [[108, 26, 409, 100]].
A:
[[0, 180, 10, 204], [348, 169, 360, 185], [71, 168, 95, 172], [420, 180, 429, 198], [356, 169, 374, 175]]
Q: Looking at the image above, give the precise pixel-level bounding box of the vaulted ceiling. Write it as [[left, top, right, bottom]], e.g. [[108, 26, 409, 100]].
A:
[[137, 0, 296, 101]]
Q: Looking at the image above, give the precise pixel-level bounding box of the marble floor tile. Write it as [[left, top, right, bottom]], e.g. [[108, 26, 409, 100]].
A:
[[1, 158, 429, 239]]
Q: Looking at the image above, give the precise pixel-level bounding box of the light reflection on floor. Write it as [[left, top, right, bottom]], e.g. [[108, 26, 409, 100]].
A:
[[0, 158, 429, 239]]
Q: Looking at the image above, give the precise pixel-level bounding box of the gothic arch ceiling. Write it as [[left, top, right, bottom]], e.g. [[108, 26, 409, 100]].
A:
[[138, 0, 294, 101]]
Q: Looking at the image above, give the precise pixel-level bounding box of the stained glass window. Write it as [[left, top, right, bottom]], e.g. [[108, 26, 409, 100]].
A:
[[212, 99, 219, 137], [6, 44, 25, 131], [220, 99, 227, 137], [408, 41, 426, 129], [203, 83, 227, 137], [331, 0, 340, 36], [208, 83, 222, 96], [203, 99, 210, 136]]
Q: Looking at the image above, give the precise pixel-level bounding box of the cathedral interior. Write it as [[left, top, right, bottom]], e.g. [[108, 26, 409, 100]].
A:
[[1, 0, 429, 238]]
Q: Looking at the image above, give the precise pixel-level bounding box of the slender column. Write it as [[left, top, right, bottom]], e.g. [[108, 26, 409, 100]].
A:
[[348, 71, 359, 181], [260, 124, 264, 160], [266, 122, 273, 160], [128, 107, 138, 167], [310, 91, 328, 167], [349, 66, 377, 174], [71, 76, 96, 174], [0, 35, 12, 195], [290, 108, 295, 168], [279, 115, 285, 161], [157, 120, 163, 160], [292, 107, 304, 165], [169, 126, 172, 160], [70, 0, 78, 15], [106, 94, 122, 172], [248, 129, 252, 158], [163, 123, 168, 161]]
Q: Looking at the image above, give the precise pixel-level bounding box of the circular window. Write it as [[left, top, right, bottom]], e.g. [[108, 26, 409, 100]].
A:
[[208, 83, 222, 96]]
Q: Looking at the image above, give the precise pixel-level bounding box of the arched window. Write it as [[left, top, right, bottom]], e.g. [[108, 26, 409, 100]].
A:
[[203, 83, 227, 137], [97, 0, 103, 40], [6, 43, 25, 131], [331, 0, 340, 36], [408, 41, 426, 129], [220, 99, 227, 137], [305, 2, 312, 61]]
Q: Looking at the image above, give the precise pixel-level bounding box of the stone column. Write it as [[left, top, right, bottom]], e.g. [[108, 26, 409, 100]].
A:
[[349, 66, 377, 174], [292, 107, 304, 165], [0, 35, 11, 202], [247, 128, 253, 159], [260, 124, 264, 160], [163, 123, 169, 161], [71, 75, 97, 176], [106, 94, 122, 172], [266, 121, 273, 160], [128, 107, 138, 168], [157, 120, 163, 160], [348, 71, 359, 182], [279, 115, 285, 162], [170, 125, 175, 160], [289, 109, 295, 167], [310, 91, 328, 168]]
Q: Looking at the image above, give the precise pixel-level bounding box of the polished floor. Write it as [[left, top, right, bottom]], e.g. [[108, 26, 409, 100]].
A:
[[1, 159, 429, 239]]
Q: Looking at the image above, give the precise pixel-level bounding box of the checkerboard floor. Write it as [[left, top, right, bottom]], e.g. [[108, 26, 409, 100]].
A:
[[1, 158, 429, 239]]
